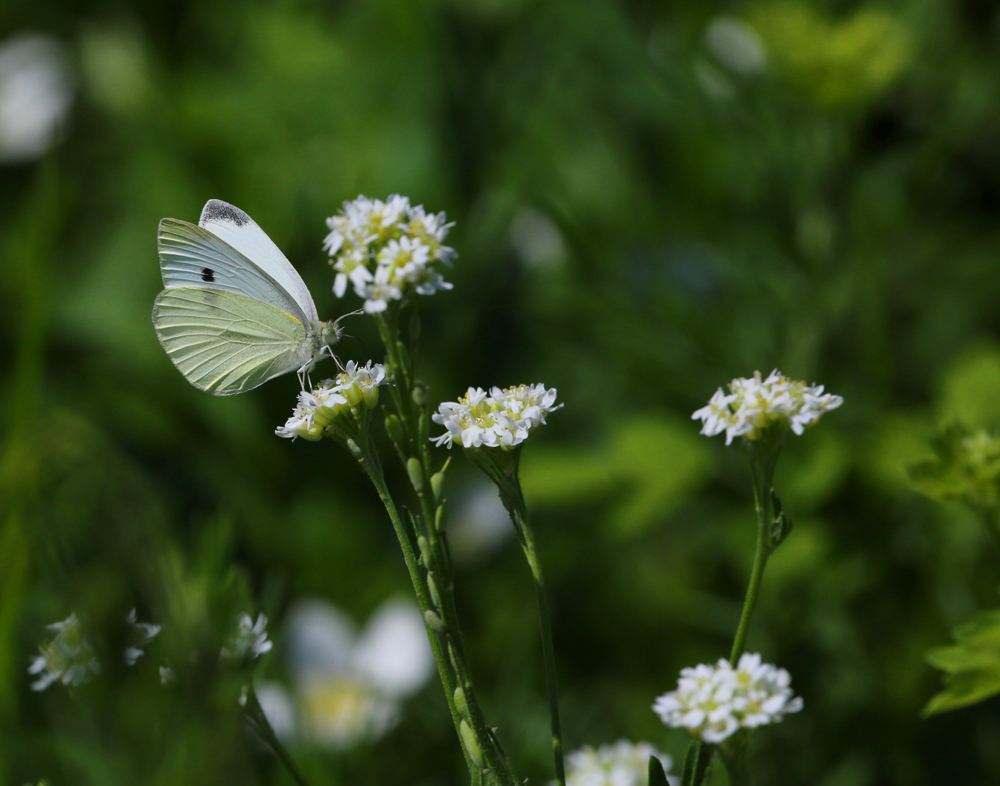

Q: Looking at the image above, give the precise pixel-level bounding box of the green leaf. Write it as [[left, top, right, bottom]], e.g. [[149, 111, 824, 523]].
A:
[[648, 755, 670, 786], [923, 608, 1000, 716], [519, 414, 711, 537]]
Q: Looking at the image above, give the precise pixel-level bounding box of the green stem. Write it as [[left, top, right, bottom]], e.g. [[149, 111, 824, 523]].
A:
[[687, 439, 780, 786], [357, 433, 511, 786], [496, 470, 566, 786], [244, 685, 310, 786], [730, 442, 777, 665]]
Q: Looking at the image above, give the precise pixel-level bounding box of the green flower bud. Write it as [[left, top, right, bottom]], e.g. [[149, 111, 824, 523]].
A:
[[385, 414, 404, 443], [459, 720, 484, 768], [345, 438, 364, 460], [427, 572, 442, 609], [453, 687, 470, 722], [342, 382, 364, 408], [407, 458, 424, 492], [431, 472, 446, 501], [434, 501, 447, 533], [417, 535, 431, 566], [412, 383, 427, 408], [424, 610, 445, 631]]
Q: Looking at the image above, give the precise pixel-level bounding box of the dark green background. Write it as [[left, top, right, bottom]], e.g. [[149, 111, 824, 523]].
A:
[[3, 0, 1000, 783]]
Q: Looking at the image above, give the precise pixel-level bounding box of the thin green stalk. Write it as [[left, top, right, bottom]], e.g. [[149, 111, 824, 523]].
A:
[[356, 434, 512, 786], [244, 685, 310, 786], [498, 473, 566, 786], [687, 439, 780, 786], [730, 442, 777, 665], [375, 309, 517, 783]]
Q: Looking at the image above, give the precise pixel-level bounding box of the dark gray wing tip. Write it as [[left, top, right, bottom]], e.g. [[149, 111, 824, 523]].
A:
[[200, 199, 251, 228]]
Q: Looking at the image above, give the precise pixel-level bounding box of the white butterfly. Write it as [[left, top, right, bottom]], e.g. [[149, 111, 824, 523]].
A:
[[152, 199, 345, 395]]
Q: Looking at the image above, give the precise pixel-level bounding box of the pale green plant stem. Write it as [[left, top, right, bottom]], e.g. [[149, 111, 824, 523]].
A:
[[370, 314, 517, 786], [473, 456, 565, 786], [504, 481, 567, 786], [352, 436, 490, 785], [243, 684, 311, 786], [685, 440, 779, 786]]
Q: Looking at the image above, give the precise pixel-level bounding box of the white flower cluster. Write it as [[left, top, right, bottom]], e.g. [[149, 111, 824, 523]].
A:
[[276, 361, 387, 441], [692, 370, 843, 445], [28, 614, 100, 691], [565, 741, 676, 786], [432, 384, 561, 450], [324, 195, 455, 313], [653, 653, 803, 743], [222, 613, 273, 661]]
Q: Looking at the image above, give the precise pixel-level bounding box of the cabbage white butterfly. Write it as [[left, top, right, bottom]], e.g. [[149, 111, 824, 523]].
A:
[[152, 199, 345, 395]]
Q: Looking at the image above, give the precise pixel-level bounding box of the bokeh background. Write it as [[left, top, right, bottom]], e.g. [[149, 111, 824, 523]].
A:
[[3, 0, 1000, 783]]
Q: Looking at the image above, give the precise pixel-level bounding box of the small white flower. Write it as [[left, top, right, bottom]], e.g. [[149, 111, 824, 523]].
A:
[[276, 362, 387, 441], [124, 608, 161, 666], [222, 613, 273, 661], [564, 740, 677, 786], [653, 653, 802, 743], [692, 370, 842, 445], [326, 194, 455, 306], [28, 613, 100, 691], [358, 275, 403, 314], [432, 384, 562, 450]]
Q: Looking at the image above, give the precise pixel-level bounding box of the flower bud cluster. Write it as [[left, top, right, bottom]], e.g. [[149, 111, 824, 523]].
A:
[[692, 370, 842, 445], [432, 384, 561, 450], [653, 653, 802, 743], [324, 195, 455, 313], [276, 361, 387, 441], [564, 741, 676, 786]]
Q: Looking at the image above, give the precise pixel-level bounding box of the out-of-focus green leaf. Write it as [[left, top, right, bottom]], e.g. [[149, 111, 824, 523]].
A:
[[520, 414, 711, 537], [939, 345, 1000, 429], [908, 422, 1000, 510], [924, 610, 1000, 716], [750, 2, 913, 107]]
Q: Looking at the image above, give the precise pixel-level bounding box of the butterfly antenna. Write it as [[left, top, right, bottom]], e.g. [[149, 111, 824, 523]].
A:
[[341, 332, 367, 360]]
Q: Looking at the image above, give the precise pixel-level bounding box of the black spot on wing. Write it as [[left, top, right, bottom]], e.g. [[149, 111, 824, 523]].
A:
[[201, 199, 250, 228], [201, 267, 215, 283]]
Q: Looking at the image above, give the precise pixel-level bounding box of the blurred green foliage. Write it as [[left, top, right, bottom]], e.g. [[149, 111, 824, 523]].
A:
[[3, 0, 1000, 784]]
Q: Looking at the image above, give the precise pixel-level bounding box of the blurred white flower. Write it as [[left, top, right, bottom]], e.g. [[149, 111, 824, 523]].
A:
[[325, 194, 455, 307], [276, 361, 387, 441], [565, 741, 677, 786], [432, 384, 561, 450], [509, 207, 566, 269], [124, 608, 161, 666], [274, 597, 434, 749], [653, 653, 803, 744], [0, 34, 74, 164], [449, 479, 515, 564], [692, 370, 842, 445], [256, 681, 298, 741], [704, 17, 767, 75], [222, 613, 273, 661], [28, 613, 100, 691]]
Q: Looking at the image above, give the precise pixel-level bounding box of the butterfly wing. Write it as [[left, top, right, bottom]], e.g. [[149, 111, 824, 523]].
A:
[[198, 199, 319, 322], [152, 287, 316, 395], [158, 218, 311, 326]]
